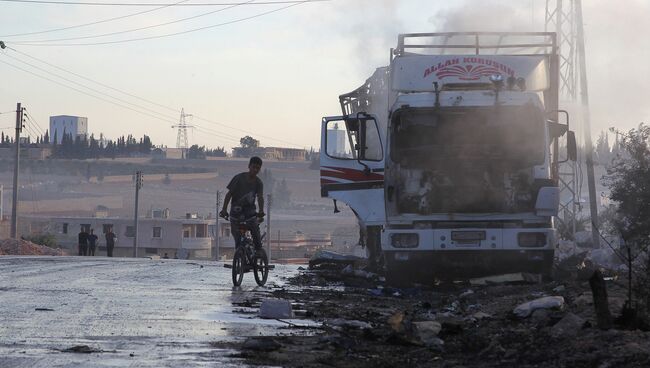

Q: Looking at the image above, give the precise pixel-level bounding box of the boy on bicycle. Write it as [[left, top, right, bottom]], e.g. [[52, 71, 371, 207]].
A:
[[219, 156, 265, 251]]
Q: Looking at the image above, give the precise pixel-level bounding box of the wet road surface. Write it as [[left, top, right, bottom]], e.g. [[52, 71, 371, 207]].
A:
[[0, 256, 304, 367]]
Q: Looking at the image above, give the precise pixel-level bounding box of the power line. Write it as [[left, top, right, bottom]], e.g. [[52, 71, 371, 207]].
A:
[[0, 58, 181, 125], [0, 0, 325, 5], [7, 0, 307, 46], [9, 47, 178, 113], [23, 112, 46, 135], [0, 0, 192, 38], [5, 47, 304, 147], [14, 0, 256, 43], [1, 51, 180, 122]]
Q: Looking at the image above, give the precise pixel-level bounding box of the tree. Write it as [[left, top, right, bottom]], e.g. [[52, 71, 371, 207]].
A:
[[604, 123, 650, 314], [187, 144, 206, 159], [595, 130, 611, 165], [236, 135, 260, 157], [240, 135, 259, 149]]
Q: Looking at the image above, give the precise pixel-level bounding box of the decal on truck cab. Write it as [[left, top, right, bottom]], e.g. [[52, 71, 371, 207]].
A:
[[423, 57, 515, 80]]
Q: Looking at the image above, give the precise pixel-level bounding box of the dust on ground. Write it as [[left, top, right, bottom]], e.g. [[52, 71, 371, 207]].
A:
[[213, 262, 650, 367], [0, 238, 68, 256]]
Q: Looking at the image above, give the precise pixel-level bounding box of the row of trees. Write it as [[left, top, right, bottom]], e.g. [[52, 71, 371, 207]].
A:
[[187, 144, 227, 159], [53, 133, 154, 159]]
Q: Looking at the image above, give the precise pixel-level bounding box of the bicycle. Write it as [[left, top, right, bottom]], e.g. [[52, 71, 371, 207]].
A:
[[224, 213, 269, 287]]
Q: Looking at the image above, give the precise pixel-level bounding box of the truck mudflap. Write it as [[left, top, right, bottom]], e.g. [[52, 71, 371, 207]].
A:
[[384, 249, 554, 281]]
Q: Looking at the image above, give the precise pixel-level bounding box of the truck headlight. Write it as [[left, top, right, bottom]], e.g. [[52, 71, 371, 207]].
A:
[[391, 233, 419, 248], [518, 232, 546, 247]]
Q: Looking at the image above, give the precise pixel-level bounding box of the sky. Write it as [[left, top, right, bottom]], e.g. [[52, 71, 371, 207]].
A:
[[0, 0, 648, 150]]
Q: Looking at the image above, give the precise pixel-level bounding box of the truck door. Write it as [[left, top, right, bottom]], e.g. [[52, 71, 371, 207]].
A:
[[320, 114, 385, 225]]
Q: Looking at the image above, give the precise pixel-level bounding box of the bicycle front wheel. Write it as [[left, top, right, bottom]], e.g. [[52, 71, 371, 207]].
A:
[[253, 248, 269, 286], [232, 248, 245, 287]]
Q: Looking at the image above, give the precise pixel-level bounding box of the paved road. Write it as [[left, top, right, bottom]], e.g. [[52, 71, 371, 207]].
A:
[[0, 256, 302, 367]]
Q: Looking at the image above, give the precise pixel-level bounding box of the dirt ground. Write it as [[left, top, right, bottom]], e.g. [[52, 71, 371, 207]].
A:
[[214, 264, 650, 367], [0, 238, 68, 256]]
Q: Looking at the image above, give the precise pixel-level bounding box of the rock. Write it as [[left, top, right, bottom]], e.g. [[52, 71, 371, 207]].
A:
[[413, 321, 442, 344], [470, 273, 541, 286], [550, 312, 586, 337], [530, 309, 551, 324], [553, 285, 566, 292], [437, 315, 464, 334], [259, 299, 293, 319], [242, 338, 281, 352], [513, 296, 565, 318], [459, 289, 475, 298], [342, 265, 377, 279], [470, 312, 492, 321], [62, 345, 101, 354], [325, 318, 372, 329]]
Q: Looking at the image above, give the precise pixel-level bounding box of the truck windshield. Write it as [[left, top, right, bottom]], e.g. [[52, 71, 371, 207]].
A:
[[391, 105, 545, 166], [390, 104, 546, 214]]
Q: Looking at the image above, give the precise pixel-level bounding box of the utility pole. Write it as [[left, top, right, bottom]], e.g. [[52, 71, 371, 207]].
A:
[[133, 171, 143, 257], [214, 190, 221, 261], [11, 103, 23, 239], [576, 0, 600, 248], [266, 194, 272, 261]]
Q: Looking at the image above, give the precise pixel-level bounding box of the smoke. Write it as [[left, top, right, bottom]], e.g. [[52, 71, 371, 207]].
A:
[[428, 1, 539, 32], [427, 0, 650, 136]]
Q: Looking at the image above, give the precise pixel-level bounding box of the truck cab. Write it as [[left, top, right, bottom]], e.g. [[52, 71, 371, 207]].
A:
[[321, 33, 576, 281]]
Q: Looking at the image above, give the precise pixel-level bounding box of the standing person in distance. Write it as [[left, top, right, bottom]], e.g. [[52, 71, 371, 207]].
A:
[[87, 228, 98, 256], [105, 227, 116, 257], [219, 156, 265, 251], [78, 226, 89, 256]]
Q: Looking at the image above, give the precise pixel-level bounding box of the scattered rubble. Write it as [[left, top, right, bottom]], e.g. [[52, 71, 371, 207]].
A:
[[216, 257, 650, 367], [0, 238, 67, 256], [513, 296, 565, 318], [259, 299, 293, 319]]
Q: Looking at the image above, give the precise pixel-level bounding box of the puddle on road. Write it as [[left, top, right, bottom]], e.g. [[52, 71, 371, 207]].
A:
[[189, 308, 321, 329]]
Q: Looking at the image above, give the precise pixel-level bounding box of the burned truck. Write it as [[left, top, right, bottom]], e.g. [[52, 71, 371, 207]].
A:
[[320, 33, 576, 281]]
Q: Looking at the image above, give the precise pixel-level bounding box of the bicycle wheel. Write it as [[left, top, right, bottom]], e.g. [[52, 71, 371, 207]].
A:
[[253, 248, 269, 286], [232, 248, 245, 287]]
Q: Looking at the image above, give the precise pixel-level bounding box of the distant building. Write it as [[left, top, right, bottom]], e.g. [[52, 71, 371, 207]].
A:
[[20, 213, 222, 260], [151, 147, 184, 160], [327, 125, 348, 157], [232, 146, 307, 161], [49, 115, 88, 144]]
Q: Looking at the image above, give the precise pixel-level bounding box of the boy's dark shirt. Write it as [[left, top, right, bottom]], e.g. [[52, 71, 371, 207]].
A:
[[78, 232, 88, 245], [105, 232, 116, 245], [88, 234, 98, 246], [227, 172, 263, 214]]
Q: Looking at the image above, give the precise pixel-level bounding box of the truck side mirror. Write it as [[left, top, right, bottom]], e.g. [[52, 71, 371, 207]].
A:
[[567, 131, 577, 161]]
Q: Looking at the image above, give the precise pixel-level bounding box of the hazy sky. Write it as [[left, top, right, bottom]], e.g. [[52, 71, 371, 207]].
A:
[[0, 0, 648, 150]]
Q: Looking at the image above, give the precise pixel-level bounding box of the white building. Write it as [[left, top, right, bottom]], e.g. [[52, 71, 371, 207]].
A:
[[326, 124, 348, 157], [49, 115, 88, 144]]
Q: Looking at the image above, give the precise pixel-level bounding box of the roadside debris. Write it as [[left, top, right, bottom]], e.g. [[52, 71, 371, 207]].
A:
[[550, 312, 586, 337], [513, 296, 565, 318], [259, 299, 293, 319], [470, 273, 541, 286], [61, 345, 102, 354], [0, 239, 66, 256], [308, 250, 363, 269], [222, 257, 650, 367]]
